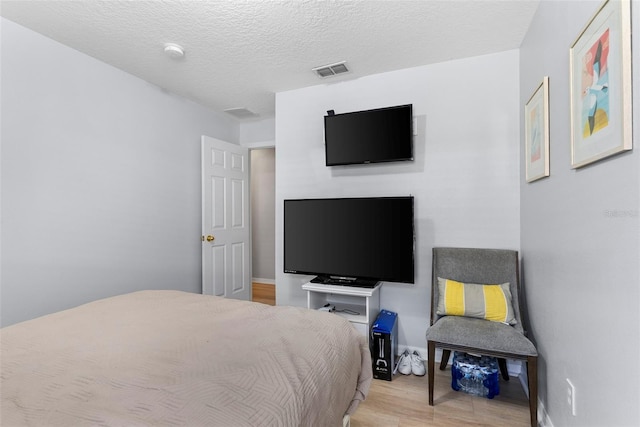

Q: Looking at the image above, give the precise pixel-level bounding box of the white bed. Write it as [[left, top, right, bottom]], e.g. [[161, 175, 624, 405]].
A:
[[1, 290, 372, 426]]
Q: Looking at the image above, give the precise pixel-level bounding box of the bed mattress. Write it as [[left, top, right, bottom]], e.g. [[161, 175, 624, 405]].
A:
[[1, 290, 372, 426]]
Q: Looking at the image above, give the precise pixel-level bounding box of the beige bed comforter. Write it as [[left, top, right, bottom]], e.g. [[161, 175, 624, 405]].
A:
[[1, 290, 372, 426]]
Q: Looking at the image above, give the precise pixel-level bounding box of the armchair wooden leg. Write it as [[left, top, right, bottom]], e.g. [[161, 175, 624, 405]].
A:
[[428, 341, 436, 406], [439, 349, 451, 370], [527, 356, 538, 427], [498, 358, 510, 381]]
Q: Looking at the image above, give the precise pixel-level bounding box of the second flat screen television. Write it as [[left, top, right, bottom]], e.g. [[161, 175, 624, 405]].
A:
[[284, 196, 415, 287], [324, 104, 413, 166]]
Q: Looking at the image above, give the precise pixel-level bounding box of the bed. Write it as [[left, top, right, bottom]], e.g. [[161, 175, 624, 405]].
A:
[[0, 290, 372, 426]]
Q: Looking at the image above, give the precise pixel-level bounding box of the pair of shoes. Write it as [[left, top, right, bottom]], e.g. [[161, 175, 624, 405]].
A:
[[396, 350, 426, 376], [410, 351, 426, 376], [397, 350, 412, 375]]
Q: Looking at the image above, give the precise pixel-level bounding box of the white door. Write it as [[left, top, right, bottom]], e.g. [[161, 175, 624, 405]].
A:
[[201, 135, 251, 300]]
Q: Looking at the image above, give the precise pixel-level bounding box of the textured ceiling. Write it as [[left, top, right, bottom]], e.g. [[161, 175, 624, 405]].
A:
[[1, 0, 540, 120]]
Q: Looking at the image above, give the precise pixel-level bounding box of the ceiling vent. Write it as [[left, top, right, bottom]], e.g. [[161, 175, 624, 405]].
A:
[[224, 107, 259, 119], [312, 61, 350, 78]]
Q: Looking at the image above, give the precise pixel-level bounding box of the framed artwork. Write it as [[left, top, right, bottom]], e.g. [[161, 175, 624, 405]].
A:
[[569, 0, 632, 168], [525, 76, 550, 182]]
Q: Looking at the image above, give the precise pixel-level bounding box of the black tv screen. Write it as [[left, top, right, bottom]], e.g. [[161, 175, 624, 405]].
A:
[[324, 104, 413, 166], [284, 196, 414, 286]]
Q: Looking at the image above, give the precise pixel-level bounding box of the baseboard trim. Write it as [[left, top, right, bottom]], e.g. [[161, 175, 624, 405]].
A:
[[412, 346, 522, 377], [252, 278, 275, 285], [537, 398, 554, 427]]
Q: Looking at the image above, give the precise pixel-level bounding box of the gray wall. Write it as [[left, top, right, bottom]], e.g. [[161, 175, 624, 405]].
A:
[[250, 148, 276, 281], [1, 18, 238, 326], [275, 50, 521, 352], [520, 1, 640, 426]]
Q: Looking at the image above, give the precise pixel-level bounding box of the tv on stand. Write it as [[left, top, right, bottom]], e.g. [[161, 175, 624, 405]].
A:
[[283, 196, 415, 288]]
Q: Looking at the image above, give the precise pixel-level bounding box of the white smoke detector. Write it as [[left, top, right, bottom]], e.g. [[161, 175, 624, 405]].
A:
[[163, 43, 185, 59]]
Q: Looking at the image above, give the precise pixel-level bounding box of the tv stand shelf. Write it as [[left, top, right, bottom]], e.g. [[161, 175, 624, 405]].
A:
[[302, 281, 381, 344]]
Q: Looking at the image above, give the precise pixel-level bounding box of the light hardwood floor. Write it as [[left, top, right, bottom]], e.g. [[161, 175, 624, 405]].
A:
[[252, 282, 275, 306], [350, 365, 530, 427], [251, 282, 529, 426]]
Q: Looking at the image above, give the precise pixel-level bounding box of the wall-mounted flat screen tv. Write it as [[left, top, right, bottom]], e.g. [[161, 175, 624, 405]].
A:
[[284, 196, 415, 287], [324, 104, 413, 166]]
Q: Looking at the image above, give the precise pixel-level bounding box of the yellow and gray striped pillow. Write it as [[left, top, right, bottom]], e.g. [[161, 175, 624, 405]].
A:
[[436, 277, 516, 325]]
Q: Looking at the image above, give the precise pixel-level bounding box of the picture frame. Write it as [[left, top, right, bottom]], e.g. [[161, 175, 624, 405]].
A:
[[569, 0, 632, 168], [525, 76, 550, 182]]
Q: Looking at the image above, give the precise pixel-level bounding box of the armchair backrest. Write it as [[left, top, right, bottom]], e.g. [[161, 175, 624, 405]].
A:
[[431, 247, 524, 334]]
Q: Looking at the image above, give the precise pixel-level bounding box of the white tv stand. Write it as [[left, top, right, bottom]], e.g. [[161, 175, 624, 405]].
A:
[[302, 281, 381, 344]]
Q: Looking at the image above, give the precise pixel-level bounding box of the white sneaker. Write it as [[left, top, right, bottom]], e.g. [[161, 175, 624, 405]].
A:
[[410, 351, 426, 376], [396, 350, 412, 375]]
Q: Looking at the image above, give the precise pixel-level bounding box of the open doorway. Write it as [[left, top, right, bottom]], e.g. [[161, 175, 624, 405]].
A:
[[250, 148, 276, 305]]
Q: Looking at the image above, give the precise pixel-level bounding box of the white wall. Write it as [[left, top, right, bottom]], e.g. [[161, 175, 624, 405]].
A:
[[275, 50, 521, 350], [239, 116, 276, 147], [520, 2, 640, 426], [250, 148, 276, 281], [0, 18, 238, 326], [242, 118, 276, 283]]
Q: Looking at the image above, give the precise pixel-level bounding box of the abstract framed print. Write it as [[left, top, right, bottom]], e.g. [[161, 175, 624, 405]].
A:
[[525, 77, 550, 182], [569, 0, 632, 168]]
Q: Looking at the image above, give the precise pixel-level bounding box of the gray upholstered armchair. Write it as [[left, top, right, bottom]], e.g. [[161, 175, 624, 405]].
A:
[[425, 247, 538, 427]]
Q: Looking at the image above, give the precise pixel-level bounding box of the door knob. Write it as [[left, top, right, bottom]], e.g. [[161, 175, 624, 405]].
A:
[[205, 235, 215, 242]]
